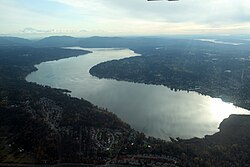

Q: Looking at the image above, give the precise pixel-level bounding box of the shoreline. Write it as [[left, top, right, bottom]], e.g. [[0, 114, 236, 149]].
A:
[[27, 47, 249, 140]]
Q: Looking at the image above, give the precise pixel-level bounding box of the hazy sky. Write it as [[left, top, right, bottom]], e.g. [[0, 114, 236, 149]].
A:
[[1, 0, 250, 38]]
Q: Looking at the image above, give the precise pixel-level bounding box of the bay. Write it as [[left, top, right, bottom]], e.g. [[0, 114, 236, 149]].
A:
[[26, 47, 249, 140]]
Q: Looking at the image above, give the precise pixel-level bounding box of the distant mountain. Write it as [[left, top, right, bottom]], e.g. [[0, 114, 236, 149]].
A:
[[34, 36, 79, 47], [77, 36, 129, 48], [35, 36, 138, 48], [0, 37, 32, 46], [0, 36, 133, 48], [0, 35, 187, 49], [77, 36, 168, 48], [2, 35, 250, 50]]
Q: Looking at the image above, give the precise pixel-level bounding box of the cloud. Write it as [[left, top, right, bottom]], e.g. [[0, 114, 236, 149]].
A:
[[52, 0, 250, 24], [48, 0, 250, 35], [2, 0, 250, 37], [20, 27, 88, 36], [21, 27, 54, 34]]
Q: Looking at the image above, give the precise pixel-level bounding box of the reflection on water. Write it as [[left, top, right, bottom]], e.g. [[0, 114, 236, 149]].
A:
[[26, 47, 249, 140], [196, 39, 243, 45]]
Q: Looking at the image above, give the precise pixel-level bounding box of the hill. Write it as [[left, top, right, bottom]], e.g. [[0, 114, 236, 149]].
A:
[[34, 36, 79, 47], [0, 37, 32, 46]]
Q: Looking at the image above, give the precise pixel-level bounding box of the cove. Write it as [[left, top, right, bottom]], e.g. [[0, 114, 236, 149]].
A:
[[26, 47, 249, 140]]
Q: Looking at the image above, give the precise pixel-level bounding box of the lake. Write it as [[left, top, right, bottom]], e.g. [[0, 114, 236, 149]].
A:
[[26, 47, 249, 140]]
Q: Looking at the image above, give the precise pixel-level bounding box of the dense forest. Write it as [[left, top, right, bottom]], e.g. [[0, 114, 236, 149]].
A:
[[0, 46, 129, 163]]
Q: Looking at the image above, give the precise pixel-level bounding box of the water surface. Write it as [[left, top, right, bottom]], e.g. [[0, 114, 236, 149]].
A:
[[196, 39, 243, 45], [26, 47, 249, 140]]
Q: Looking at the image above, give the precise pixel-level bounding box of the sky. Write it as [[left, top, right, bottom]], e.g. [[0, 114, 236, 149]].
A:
[[1, 0, 250, 38]]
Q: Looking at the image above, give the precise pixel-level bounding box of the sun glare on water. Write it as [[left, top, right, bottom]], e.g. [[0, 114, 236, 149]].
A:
[[209, 98, 248, 121]]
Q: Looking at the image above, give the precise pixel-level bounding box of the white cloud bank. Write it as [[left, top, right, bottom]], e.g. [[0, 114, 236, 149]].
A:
[[1, 0, 250, 37]]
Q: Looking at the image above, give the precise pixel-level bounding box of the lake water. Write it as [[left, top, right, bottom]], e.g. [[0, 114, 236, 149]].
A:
[[196, 39, 243, 45], [26, 47, 249, 140]]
